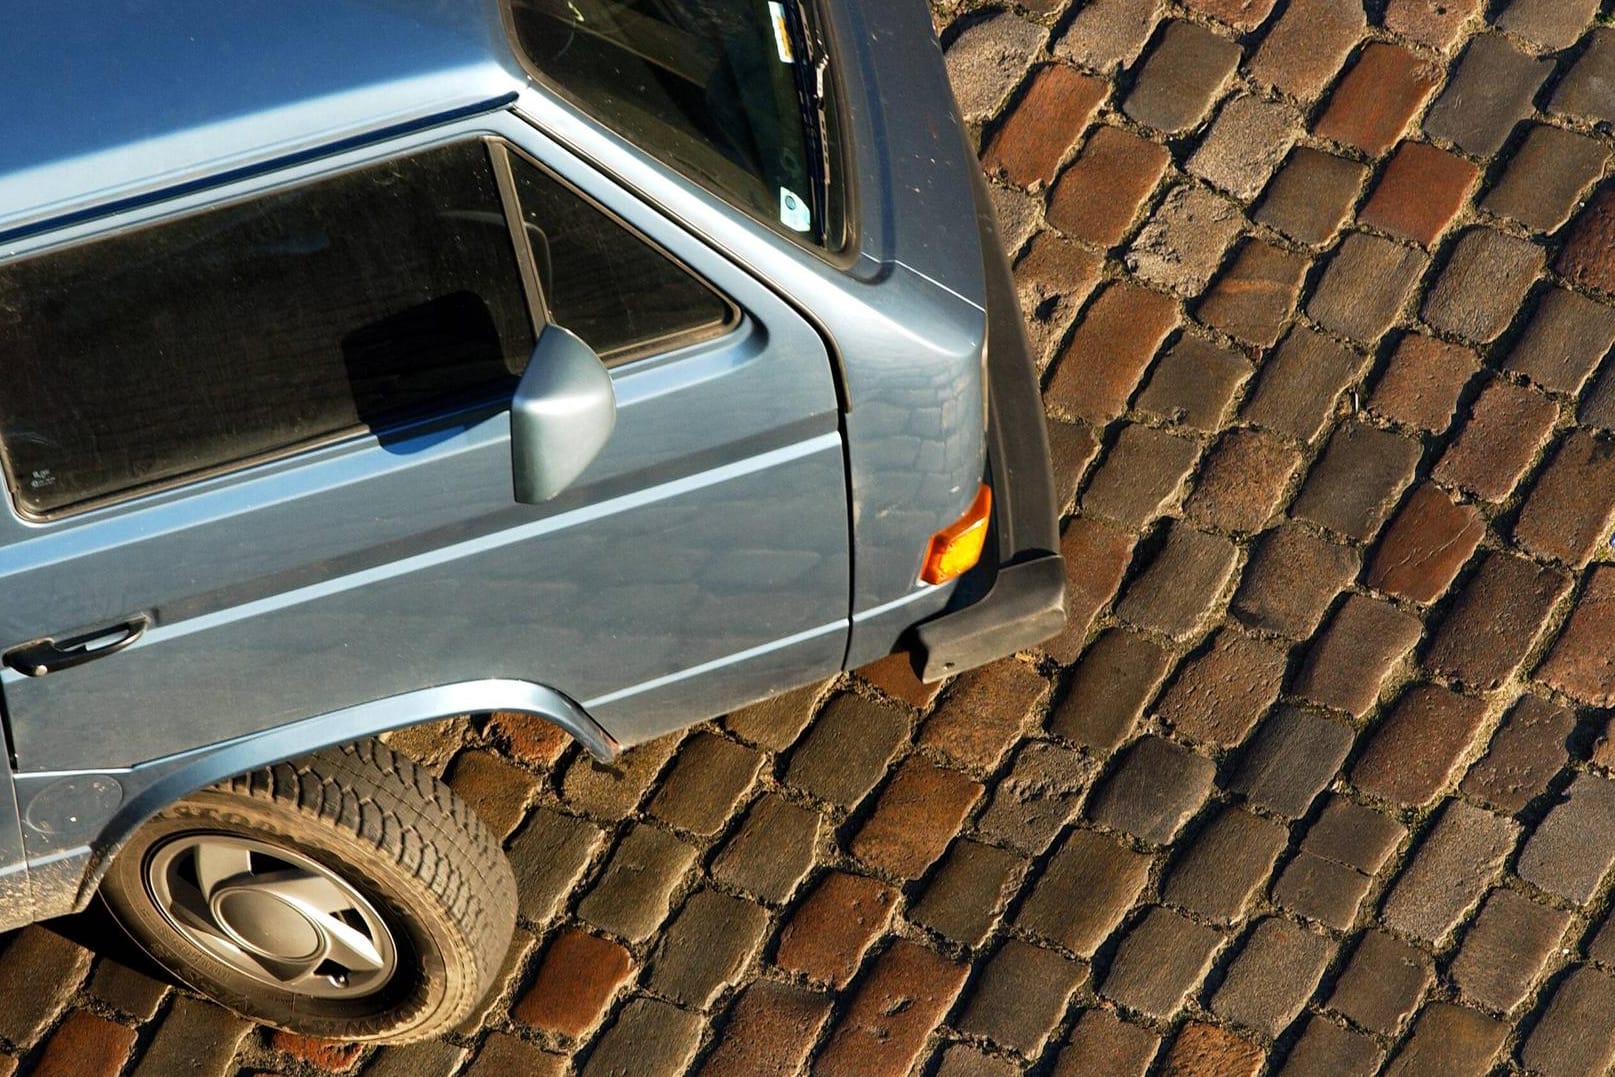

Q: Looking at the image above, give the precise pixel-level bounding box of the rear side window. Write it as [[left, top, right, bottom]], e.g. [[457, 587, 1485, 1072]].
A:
[[0, 139, 731, 518]]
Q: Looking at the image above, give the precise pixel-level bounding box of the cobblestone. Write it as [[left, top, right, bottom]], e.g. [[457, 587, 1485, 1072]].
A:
[[975, 741, 1091, 853], [1211, 917, 1332, 1037], [1291, 421, 1422, 542], [1351, 684, 1488, 807], [910, 839, 1025, 948], [1188, 94, 1300, 202], [1229, 706, 1354, 818], [1164, 1022, 1263, 1077], [1055, 1010, 1160, 1076], [581, 997, 702, 1077], [775, 871, 896, 988], [710, 794, 820, 903], [1053, 0, 1162, 73], [1502, 0, 1601, 51], [0, 928, 91, 1048], [1080, 422, 1201, 527], [1115, 521, 1239, 640], [1381, 800, 1520, 944], [1231, 525, 1360, 639], [1292, 595, 1423, 718], [1558, 185, 1615, 297], [1100, 907, 1223, 1019], [983, 64, 1105, 189], [1045, 516, 1136, 665], [698, 980, 831, 1077], [1155, 629, 1287, 747], [1461, 693, 1574, 812], [1368, 333, 1477, 434], [1484, 124, 1611, 235], [1046, 128, 1171, 249], [647, 889, 769, 1009], [1424, 34, 1553, 158], [1303, 795, 1405, 874], [1016, 234, 1104, 370], [1518, 772, 1615, 903], [1126, 185, 1242, 299], [1552, 27, 1615, 125], [1241, 327, 1367, 444], [1306, 232, 1429, 345], [1451, 888, 1569, 1012], [1185, 429, 1300, 534], [1434, 378, 1559, 502], [1162, 807, 1290, 922], [1521, 966, 1615, 1077], [958, 940, 1084, 1055], [1358, 141, 1479, 247], [1051, 628, 1170, 751], [1248, 0, 1365, 104], [851, 757, 982, 878], [1045, 281, 1178, 424], [1385, 0, 1482, 51], [1365, 483, 1484, 604], [1196, 238, 1310, 348], [785, 692, 909, 808], [1254, 147, 1367, 247], [1327, 929, 1435, 1036], [648, 731, 762, 836], [1088, 734, 1216, 843], [920, 658, 1048, 771], [1315, 43, 1443, 157], [1135, 335, 1251, 430], [1516, 431, 1615, 569], [1272, 849, 1375, 930], [1427, 550, 1572, 690], [1383, 1003, 1507, 1077], [943, 14, 1045, 124], [1018, 829, 1153, 955], [515, 929, 634, 1038], [1424, 227, 1546, 344], [816, 941, 968, 1077], [1124, 21, 1242, 135], [1539, 564, 1615, 705], [33, 1011, 136, 1077], [576, 824, 699, 943], [1281, 1017, 1384, 1076]]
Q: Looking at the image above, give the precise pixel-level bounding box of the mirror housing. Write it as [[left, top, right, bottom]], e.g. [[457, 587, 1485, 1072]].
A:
[[511, 324, 617, 503]]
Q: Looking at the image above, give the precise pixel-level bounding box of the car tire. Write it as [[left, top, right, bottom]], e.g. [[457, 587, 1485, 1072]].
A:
[[99, 738, 516, 1043]]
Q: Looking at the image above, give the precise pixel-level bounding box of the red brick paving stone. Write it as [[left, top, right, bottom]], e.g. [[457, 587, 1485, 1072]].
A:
[[1162, 807, 1290, 922], [1181, 0, 1275, 30], [851, 757, 983, 878], [1053, 0, 1163, 73], [1155, 630, 1287, 748], [1241, 328, 1368, 444], [562, 731, 680, 816], [921, 658, 1048, 770], [976, 741, 1092, 853], [1079, 423, 1201, 528], [1305, 232, 1430, 345], [582, 997, 704, 1077], [468, 1033, 566, 1077], [649, 731, 763, 836], [1315, 43, 1443, 157], [1292, 595, 1423, 718], [272, 1031, 364, 1071], [1368, 334, 1478, 433], [1326, 929, 1435, 1035], [710, 793, 820, 904], [1135, 336, 1252, 430], [1212, 918, 1334, 1038], [1518, 772, 1615, 903], [1127, 185, 1244, 298], [1451, 888, 1571, 1012], [942, 14, 1045, 125], [1018, 829, 1153, 955], [1461, 694, 1574, 812], [448, 748, 542, 841], [814, 941, 969, 1077], [1195, 239, 1310, 348], [30, 1011, 137, 1077], [983, 65, 1106, 190], [1350, 684, 1489, 807], [1231, 525, 1361, 639], [1433, 379, 1559, 502], [508, 807, 606, 924], [1302, 795, 1405, 871], [1553, 28, 1615, 124], [1424, 228, 1546, 344], [1046, 420, 1101, 514], [1424, 33, 1554, 157], [1505, 289, 1615, 396], [1100, 907, 1224, 1019], [1384, 0, 1482, 50], [1054, 1010, 1161, 1076], [1043, 281, 1178, 425], [1248, 0, 1367, 104], [1516, 431, 1615, 568], [129, 996, 252, 1077], [1292, 419, 1421, 539], [513, 928, 633, 1037], [1272, 849, 1374, 929], [1358, 142, 1479, 248], [1051, 629, 1172, 751], [1188, 94, 1302, 202], [1383, 1003, 1509, 1077], [1046, 128, 1172, 248], [1254, 147, 1368, 247], [648, 889, 770, 1009], [1498, 0, 1602, 51], [725, 680, 826, 748], [1365, 483, 1484, 604], [576, 824, 698, 942], [699, 979, 831, 1077], [958, 939, 1086, 1055], [1122, 20, 1242, 135], [1043, 517, 1137, 664], [1558, 186, 1615, 297], [1114, 522, 1239, 641], [1427, 551, 1572, 690], [1523, 966, 1615, 1077], [1229, 706, 1355, 818], [1381, 800, 1520, 944], [1015, 233, 1104, 370], [1164, 1022, 1263, 1077], [1185, 430, 1301, 533], [0, 926, 92, 1047], [1088, 735, 1217, 843], [775, 871, 896, 987], [487, 710, 570, 767], [784, 691, 909, 808], [1540, 566, 1615, 705], [1484, 124, 1612, 234], [910, 838, 1026, 947], [1280, 1017, 1385, 1077]]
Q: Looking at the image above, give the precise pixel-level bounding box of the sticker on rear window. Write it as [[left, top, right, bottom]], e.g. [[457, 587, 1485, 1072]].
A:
[[768, 1, 795, 63], [780, 187, 812, 232]]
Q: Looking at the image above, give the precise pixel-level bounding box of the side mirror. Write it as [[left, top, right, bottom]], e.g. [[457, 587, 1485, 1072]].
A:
[[511, 324, 617, 503]]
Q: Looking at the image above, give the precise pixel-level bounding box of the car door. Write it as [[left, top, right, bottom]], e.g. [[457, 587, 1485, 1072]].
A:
[[0, 121, 850, 773]]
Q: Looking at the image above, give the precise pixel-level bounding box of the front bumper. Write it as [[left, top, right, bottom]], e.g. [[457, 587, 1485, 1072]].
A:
[[908, 172, 1066, 682]]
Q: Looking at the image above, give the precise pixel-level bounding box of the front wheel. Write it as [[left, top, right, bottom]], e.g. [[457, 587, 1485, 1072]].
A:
[[100, 739, 516, 1043]]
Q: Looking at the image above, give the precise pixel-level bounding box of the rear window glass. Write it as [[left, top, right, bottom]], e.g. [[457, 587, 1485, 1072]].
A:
[[508, 0, 837, 247]]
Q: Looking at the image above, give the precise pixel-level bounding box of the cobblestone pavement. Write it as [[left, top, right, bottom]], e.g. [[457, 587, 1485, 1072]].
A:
[[9, 0, 1615, 1074]]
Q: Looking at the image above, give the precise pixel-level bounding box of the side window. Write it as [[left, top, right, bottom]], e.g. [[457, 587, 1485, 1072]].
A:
[[0, 141, 535, 517], [507, 151, 732, 361]]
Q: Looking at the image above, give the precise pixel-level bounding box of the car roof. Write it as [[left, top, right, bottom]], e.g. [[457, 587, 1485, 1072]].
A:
[[0, 0, 528, 242]]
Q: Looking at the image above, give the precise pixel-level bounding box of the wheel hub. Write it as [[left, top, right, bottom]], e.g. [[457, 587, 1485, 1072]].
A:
[[144, 833, 398, 999]]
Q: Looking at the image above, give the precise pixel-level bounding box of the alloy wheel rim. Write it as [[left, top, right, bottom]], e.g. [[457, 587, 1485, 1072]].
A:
[[144, 833, 398, 998]]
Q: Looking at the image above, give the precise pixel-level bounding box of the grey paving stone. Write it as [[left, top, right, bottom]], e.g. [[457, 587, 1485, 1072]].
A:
[[1231, 525, 1361, 639], [1500, 0, 1600, 51], [1517, 772, 1615, 904], [1126, 184, 1243, 297], [1504, 287, 1615, 394], [1280, 1016, 1385, 1077], [1211, 918, 1333, 1038], [1272, 850, 1374, 930], [1124, 20, 1242, 134], [1290, 421, 1422, 543], [1522, 967, 1615, 1077], [1080, 422, 1202, 527], [1483, 124, 1611, 234], [1229, 706, 1354, 819], [0, 927, 92, 1048], [647, 889, 770, 1009], [1553, 27, 1615, 125], [975, 741, 1092, 854], [1423, 227, 1546, 343], [130, 996, 253, 1077], [958, 940, 1086, 1055], [1307, 232, 1429, 345], [1049, 629, 1172, 752], [1293, 595, 1423, 718], [577, 824, 699, 943], [1255, 147, 1368, 246], [911, 839, 1026, 948], [1100, 907, 1223, 1019], [1162, 807, 1290, 923], [710, 793, 821, 904], [1327, 929, 1435, 1036], [1451, 889, 1570, 1012], [1423, 33, 1554, 157], [785, 692, 909, 808], [1189, 93, 1301, 201], [1381, 801, 1520, 944], [1088, 735, 1217, 844], [1018, 829, 1153, 956], [1054, 0, 1163, 73], [1240, 326, 1368, 444], [1114, 522, 1239, 641], [508, 807, 608, 924], [1301, 795, 1405, 873], [944, 14, 1046, 124], [1383, 1003, 1508, 1077], [581, 997, 703, 1077], [87, 960, 168, 1023]]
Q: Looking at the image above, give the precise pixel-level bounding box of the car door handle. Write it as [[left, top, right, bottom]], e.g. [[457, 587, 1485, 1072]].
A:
[[4, 615, 149, 677]]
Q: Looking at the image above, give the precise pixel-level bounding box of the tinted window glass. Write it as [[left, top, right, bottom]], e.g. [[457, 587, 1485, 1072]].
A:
[[509, 153, 730, 358], [509, 0, 833, 245], [0, 141, 534, 516]]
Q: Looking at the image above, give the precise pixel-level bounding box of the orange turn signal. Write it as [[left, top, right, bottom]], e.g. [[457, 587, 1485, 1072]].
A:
[[920, 483, 993, 585]]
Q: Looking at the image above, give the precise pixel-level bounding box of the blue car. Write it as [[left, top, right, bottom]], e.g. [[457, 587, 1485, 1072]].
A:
[[0, 0, 1062, 1040]]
